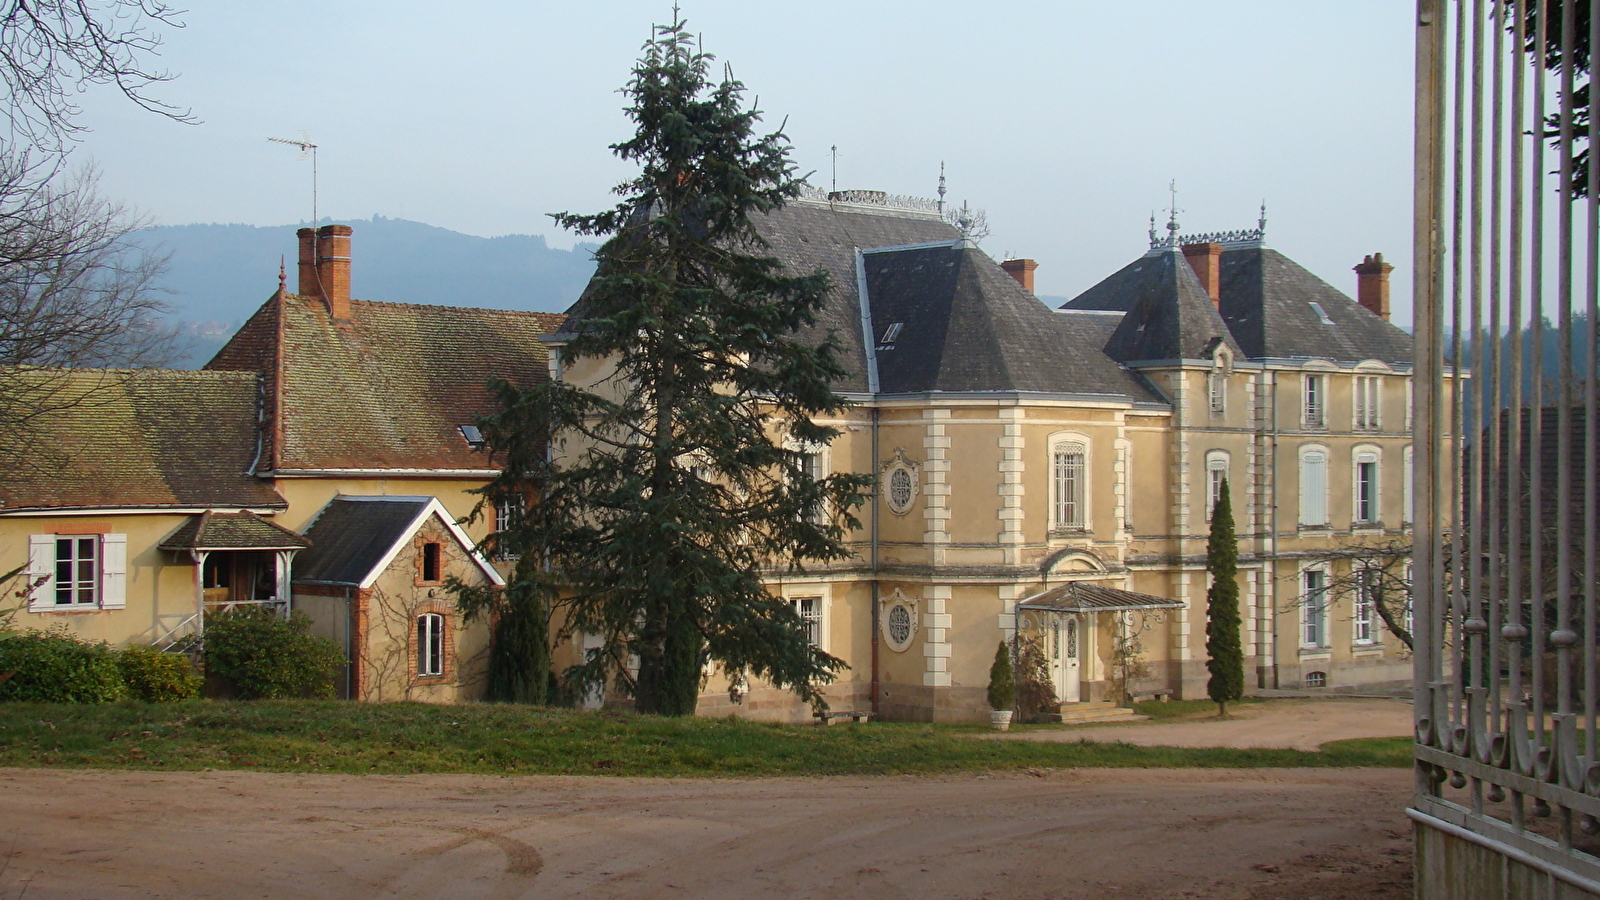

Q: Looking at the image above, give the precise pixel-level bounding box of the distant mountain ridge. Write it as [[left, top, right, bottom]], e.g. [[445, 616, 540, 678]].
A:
[[137, 216, 597, 367]]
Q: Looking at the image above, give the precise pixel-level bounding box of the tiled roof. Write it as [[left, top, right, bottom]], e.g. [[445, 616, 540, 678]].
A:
[[1062, 249, 1243, 363], [863, 244, 1157, 398], [293, 496, 431, 585], [159, 510, 310, 551], [0, 369, 284, 511], [1018, 581, 1183, 612], [208, 293, 560, 472], [1218, 248, 1412, 364]]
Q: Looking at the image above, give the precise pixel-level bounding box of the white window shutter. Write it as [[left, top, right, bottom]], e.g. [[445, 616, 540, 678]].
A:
[[100, 533, 127, 610], [1300, 455, 1327, 526], [27, 534, 55, 610]]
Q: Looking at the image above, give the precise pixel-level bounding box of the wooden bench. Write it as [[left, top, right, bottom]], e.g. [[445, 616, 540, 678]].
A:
[[814, 710, 873, 726], [1130, 688, 1175, 703]]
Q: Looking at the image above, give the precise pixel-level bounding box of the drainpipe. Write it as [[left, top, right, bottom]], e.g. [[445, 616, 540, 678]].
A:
[[1269, 371, 1281, 689], [870, 404, 881, 716]]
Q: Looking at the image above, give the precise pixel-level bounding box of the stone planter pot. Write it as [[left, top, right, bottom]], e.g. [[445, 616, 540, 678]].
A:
[[990, 710, 1014, 732]]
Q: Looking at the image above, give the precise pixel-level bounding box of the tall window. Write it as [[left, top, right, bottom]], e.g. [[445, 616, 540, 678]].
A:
[[421, 542, 443, 582], [1403, 446, 1414, 525], [416, 613, 445, 677], [1354, 568, 1376, 644], [1303, 374, 1326, 428], [54, 536, 98, 606], [1299, 448, 1329, 527], [1354, 375, 1381, 430], [495, 494, 525, 533], [1354, 450, 1379, 524], [1302, 568, 1329, 647], [797, 450, 826, 524], [1053, 442, 1087, 529], [792, 597, 822, 647], [1209, 371, 1227, 417], [1206, 452, 1230, 521]]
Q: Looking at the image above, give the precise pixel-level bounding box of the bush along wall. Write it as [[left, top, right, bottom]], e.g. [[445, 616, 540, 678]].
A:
[[119, 644, 202, 702], [0, 630, 127, 703], [202, 607, 346, 700]]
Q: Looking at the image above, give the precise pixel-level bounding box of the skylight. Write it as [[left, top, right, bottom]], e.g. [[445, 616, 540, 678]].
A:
[[458, 425, 485, 449], [876, 322, 904, 350], [1308, 301, 1335, 325]]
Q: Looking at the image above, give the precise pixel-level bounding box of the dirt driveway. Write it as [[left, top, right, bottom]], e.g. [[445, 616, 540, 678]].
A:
[[0, 766, 1411, 900], [997, 698, 1415, 751]]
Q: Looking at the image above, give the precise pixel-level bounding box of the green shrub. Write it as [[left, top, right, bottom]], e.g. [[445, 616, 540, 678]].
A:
[[987, 641, 1015, 711], [204, 607, 346, 700], [119, 644, 201, 702], [0, 629, 126, 703]]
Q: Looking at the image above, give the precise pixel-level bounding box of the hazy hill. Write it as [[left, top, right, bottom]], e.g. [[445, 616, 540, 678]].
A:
[[138, 216, 597, 367]]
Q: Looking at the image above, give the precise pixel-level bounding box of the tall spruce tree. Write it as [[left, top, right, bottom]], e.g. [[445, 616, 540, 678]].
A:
[[467, 17, 869, 716], [1205, 478, 1244, 717]]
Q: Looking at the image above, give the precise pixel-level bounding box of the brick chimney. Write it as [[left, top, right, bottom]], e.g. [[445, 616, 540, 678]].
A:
[[314, 224, 353, 321], [1353, 252, 1393, 320], [1000, 258, 1038, 293], [295, 228, 320, 300], [1182, 242, 1223, 307]]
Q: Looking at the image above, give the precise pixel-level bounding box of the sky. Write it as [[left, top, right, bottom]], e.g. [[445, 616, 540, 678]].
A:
[[71, 1, 1418, 319]]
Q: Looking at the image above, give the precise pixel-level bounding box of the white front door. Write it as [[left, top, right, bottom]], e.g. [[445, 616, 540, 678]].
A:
[[1051, 617, 1082, 703]]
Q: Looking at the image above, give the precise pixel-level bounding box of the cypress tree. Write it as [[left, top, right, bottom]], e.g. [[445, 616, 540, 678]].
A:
[[1205, 477, 1245, 717], [468, 16, 869, 716]]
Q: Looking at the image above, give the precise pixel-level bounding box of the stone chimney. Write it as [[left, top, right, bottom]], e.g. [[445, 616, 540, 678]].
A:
[[296, 228, 320, 300], [1000, 258, 1039, 294], [1182, 242, 1223, 307], [314, 224, 353, 321], [1353, 252, 1393, 320]]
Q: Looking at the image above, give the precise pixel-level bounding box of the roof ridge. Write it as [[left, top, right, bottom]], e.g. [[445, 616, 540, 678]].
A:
[[340, 296, 570, 322]]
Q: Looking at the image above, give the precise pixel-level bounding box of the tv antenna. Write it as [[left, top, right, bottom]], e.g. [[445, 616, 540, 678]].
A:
[[268, 135, 319, 225]]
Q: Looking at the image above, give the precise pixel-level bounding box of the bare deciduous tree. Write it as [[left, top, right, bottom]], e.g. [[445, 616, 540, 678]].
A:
[[0, 0, 193, 151]]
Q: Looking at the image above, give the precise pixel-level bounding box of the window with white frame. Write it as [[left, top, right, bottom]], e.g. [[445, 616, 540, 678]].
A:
[[1402, 563, 1415, 636], [1303, 374, 1326, 428], [1354, 448, 1380, 525], [1354, 375, 1381, 430], [1403, 446, 1414, 525], [416, 613, 445, 677], [28, 533, 126, 611], [791, 596, 823, 647], [1206, 451, 1230, 521], [796, 448, 826, 524], [1209, 371, 1227, 417], [1053, 441, 1087, 529], [495, 494, 525, 533], [1298, 448, 1329, 527], [1354, 568, 1377, 644], [1302, 567, 1329, 647], [882, 459, 918, 516]]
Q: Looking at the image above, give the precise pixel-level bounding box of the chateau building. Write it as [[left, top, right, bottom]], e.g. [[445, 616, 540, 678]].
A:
[[551, 190, 1423, 721]]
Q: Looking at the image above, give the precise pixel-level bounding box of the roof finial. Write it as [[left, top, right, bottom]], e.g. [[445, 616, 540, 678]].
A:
[[278, 255, 286, 294], [1148, 211, 1158, 249], [1165, 179, 1182, 248], [1258, 199, 1268, 234], [937, 161, 947, 214]]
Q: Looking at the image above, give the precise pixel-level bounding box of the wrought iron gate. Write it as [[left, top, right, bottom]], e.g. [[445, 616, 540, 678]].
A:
[[1414, 0, 1600, 892]]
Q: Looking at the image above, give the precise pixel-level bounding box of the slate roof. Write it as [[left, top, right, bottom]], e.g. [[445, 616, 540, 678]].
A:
[[1018, 581, 1184, 612], [1217, 247, 1411, 364], [208, 292, 563, 472], [293, 496, 432, 585], [1063, 244, 1413, 366], [558, 198, 1157, 401], [863, 244, 1157, 397], [160, 510, 310, 551], [1075, 250, 1242, 363], [0, 369, 285, 512]]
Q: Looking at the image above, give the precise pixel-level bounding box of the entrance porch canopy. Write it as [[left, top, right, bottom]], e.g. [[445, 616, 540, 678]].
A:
[[1017, 582, 1182, 614], [159, 510, 309, 552]]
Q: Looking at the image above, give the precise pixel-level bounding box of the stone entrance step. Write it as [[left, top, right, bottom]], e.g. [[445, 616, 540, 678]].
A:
[[1056, 701, 1146, 725]]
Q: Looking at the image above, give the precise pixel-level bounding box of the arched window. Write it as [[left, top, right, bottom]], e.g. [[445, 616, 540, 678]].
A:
[[1205, 450, 1230, 521], [1352, 446, 1381, 525], [1052, 441, 1088, 529], [416, 613, 446, 677]]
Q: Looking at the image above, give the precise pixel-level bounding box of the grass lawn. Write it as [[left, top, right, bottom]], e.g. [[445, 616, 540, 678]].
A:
[[0, 701, 1410, 777]]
